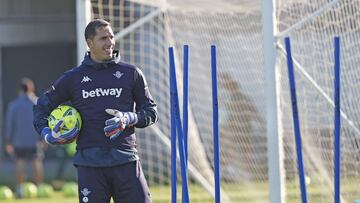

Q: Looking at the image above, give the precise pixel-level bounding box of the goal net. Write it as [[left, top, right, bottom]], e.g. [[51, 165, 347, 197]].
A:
[[276, 0, 360, 203], [89, 0, 360, 202]]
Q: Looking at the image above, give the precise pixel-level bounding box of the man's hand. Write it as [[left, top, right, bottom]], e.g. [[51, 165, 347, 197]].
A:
[[104, 109, 138, 140], [41, 120, 79, 145]]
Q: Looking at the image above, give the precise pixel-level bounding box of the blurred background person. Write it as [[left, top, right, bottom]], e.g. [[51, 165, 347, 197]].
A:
[[218, 72, 266, 182], [4, 77, 45, 197]]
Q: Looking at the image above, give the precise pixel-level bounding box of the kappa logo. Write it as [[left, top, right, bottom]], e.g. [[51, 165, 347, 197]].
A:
[[81, 76, 92, 83], [113, 71, 124, 79], [81, 188, 91, 203]]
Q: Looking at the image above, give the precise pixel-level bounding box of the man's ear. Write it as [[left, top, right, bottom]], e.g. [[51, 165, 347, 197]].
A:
[[86, 39, 93, 49]]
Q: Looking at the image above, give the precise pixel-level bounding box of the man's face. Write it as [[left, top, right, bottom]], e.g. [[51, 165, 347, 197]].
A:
[[87, 25, 115, 62]]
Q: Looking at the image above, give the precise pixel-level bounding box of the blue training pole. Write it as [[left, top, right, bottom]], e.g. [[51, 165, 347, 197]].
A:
[[169, 47, 177, 203], [334, 36, 341, 203], [211, 45, 221, 203], [169, 47, 190, 203], [284, 37, 308, 203], [183, 45, 189, 202], [183, 45, 189, 165]]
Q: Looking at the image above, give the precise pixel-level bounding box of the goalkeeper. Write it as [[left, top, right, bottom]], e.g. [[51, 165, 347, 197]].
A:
[[33, 19, 158, 203]]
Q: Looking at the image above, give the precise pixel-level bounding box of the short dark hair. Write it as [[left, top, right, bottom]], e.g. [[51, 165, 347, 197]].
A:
[[84, 19, 110, 40], [19, 77, 34, 93]]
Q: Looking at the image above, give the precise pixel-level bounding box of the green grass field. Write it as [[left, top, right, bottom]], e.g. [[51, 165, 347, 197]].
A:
[[2, 180, 360, 203], [0, 184, 228, 203]]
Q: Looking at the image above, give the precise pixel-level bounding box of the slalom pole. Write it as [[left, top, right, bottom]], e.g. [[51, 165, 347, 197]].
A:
[[183, 45, 190, 202], [284, 37, 308, 203], [334, 36, 341, 203], [169, 47, 177, 203], [183, 45, 189, 164], [211, 45, 221, 203], [169, 47, 190, 203]]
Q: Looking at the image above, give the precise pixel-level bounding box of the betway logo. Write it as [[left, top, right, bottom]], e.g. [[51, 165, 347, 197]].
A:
[[82, 88, 122, 99]]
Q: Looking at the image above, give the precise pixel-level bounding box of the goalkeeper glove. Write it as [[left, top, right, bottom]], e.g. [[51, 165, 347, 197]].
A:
[[104, 109, 138, 140], [41, 120, 79, 145]]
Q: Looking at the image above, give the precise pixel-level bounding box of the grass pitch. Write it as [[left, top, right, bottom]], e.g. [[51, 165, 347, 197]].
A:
[[0, 184, 231, 203], [3, 180, 360, 203]]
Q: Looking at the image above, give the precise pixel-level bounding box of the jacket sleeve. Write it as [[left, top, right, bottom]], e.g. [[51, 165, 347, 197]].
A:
[[33, 74, 72, 134], [33, 94, 55, 134], [4, 102, 15, 144], [132, 67, 159, 128]]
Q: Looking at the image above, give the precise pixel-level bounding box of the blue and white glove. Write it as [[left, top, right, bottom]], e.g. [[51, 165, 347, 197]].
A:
[[41, 120, 79, 145], [104, 109, 138, 140]]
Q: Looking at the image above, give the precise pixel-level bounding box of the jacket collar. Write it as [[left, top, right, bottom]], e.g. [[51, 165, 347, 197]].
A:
[[81, 50, 120, 70]]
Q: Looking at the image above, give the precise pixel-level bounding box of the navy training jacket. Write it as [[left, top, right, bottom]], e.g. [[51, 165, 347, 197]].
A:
[[33, 52, 158, 152]]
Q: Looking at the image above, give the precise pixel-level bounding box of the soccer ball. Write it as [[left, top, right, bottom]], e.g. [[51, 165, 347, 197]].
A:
[[65, 142, 77, 157], [37, 183, 54, 198], [0, 186, 13, 200], [48, 105, 82, 140], [62, 182, 78, 197], [21, 182, 37, 198]]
